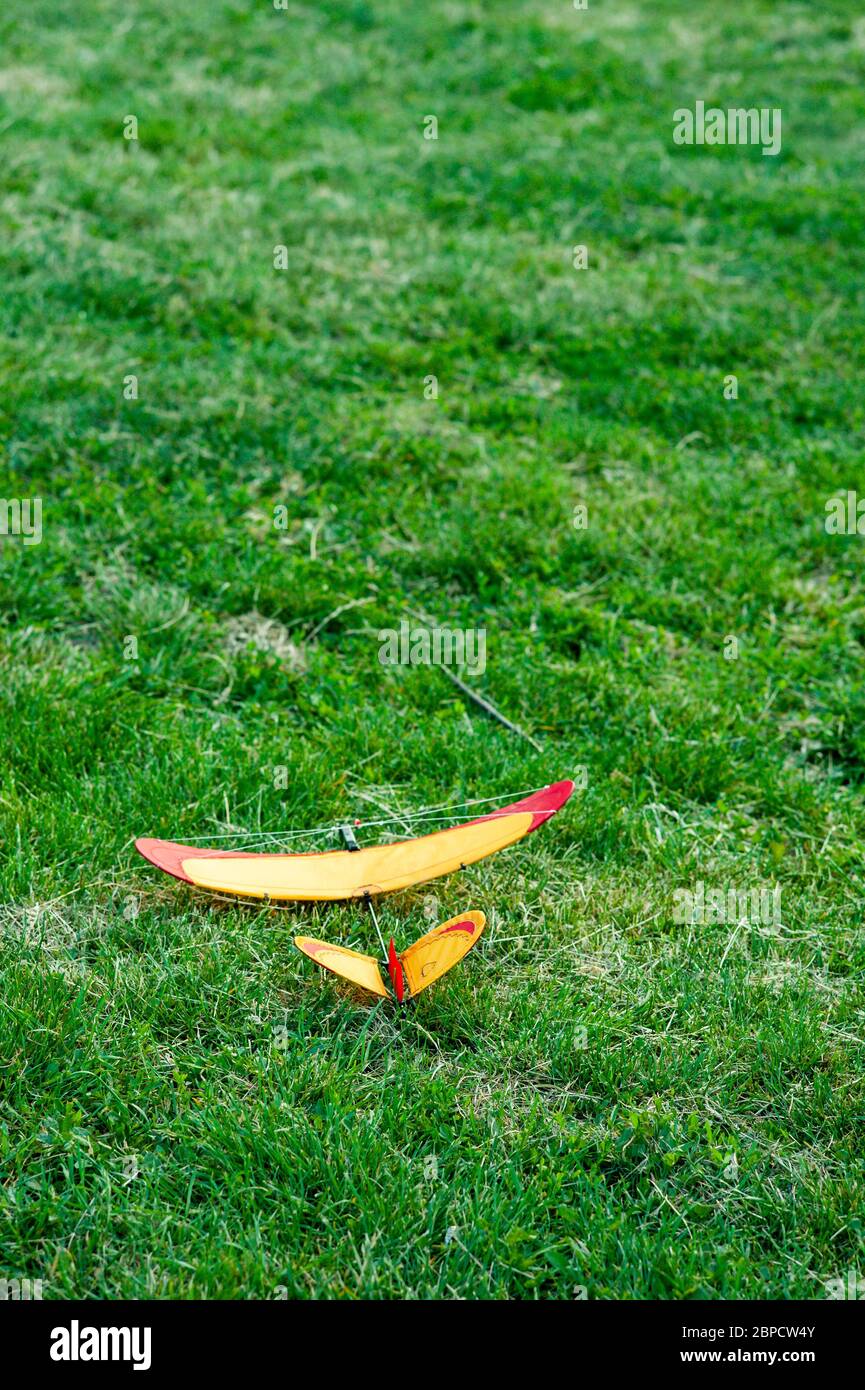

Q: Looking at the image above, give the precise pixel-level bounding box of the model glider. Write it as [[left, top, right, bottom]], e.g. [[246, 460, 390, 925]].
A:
[[135, 780, 574, 902], [295, 911, 486, 1001]]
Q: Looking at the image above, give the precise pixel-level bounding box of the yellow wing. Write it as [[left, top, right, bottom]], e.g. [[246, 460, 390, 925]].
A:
[[294, 936, 389, 997], [400, 911, 486, 997], [179, 815, 532, 901], [136, 781, 575, 902]]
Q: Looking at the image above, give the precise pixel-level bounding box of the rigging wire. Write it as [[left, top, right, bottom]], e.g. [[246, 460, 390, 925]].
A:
[[174, 784, 548, 849]]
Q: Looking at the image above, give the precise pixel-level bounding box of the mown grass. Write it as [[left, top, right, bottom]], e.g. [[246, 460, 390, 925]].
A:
[[1, 0, 864, 1298]]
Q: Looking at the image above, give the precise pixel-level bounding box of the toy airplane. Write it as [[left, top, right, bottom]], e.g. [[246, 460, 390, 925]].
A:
[[135, 780, 574, 901], [135, 779, 573, 1001]]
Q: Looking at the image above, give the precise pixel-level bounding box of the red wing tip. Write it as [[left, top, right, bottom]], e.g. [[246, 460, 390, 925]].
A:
[[546, 778, 576, 799], [134, 837, 195, 883], [528, 778, 575, 828], [518, 779, 576, 831], [135, 836, 258, 884]]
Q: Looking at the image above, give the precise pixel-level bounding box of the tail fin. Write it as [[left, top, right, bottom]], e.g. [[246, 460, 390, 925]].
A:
[[387, 936, 405, 1002]]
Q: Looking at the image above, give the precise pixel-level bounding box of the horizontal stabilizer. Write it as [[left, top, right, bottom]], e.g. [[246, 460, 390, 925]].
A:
[[294, 911, 486, 1001], [294, 936, 389, 997], [400, 911, 486, 996]]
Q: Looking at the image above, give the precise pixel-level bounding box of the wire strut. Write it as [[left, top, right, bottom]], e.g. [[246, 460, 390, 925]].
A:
[[175, 784, 548, 852], [365, 894, 388, 961]]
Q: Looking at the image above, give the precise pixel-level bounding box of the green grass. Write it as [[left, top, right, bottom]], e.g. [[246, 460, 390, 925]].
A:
[[2, 0, 864, 1299]]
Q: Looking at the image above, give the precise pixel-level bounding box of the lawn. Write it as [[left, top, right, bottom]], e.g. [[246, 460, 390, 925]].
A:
[[1, 0, 864, 1299]]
